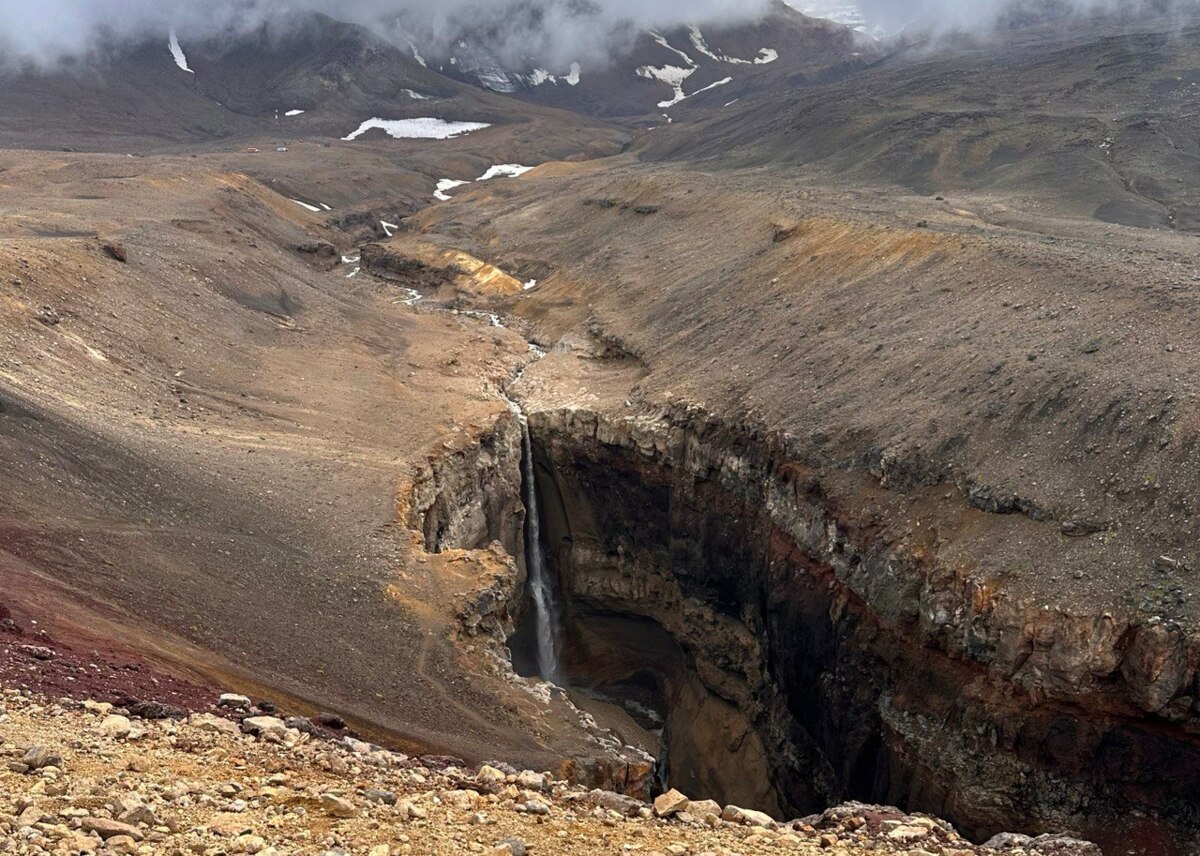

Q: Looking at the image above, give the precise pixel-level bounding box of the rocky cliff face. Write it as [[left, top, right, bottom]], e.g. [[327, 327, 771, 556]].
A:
[[522, 401, 1200, 854], [406, 409, 526, 556]]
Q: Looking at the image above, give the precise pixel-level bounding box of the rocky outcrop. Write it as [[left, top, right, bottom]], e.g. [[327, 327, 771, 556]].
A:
[[406, 411, 525, 555], [523, 402, 1200, 852]]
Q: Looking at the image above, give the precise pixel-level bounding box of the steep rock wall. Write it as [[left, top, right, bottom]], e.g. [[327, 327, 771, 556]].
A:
[[526, 403, 1200, 853]]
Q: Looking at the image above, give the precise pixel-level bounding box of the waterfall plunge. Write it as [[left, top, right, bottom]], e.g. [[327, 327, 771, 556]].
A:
[[518, 414, 564, 685]]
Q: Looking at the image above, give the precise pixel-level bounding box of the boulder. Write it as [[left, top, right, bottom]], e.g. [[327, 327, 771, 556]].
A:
[[653, 789, 689, 818], [99, 714, 133, 740], [81, 818, 144, 841], [319, 793, 358, 819], [721, 804, 777, 829], [240, 716, 288, 738]]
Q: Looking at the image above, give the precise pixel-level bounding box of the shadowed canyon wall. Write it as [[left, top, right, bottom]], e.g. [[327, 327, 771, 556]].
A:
[[520, 403, 1200, 855]]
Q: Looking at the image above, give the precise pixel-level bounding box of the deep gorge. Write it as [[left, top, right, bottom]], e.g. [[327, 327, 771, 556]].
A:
[[497, 402, 1200, 855]]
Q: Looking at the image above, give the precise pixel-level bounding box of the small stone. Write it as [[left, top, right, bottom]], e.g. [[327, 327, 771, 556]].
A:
[[653, 789, 689, 818], [887, 824, 930, 842], [477, 765, 507, 785], [685, 799, 721, 821], [21, 746, 62, 770], [99, 714, 133, 740], [81, 817, 145, 841], [106, 835, 139, 855], [218, 693, 252, 709], [364, 789, 397, 806], [497, 839, 527, 856], [239, 834, 267, 854], [320, 793, 359, 819], [191, 713, 240, 736], [523, 798, 550, 816]]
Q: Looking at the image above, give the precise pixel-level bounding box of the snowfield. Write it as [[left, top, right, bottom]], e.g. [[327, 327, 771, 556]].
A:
[[637, 64, 696, 108], [284, 109, 305, 116], [168, 29, 193, 74], [478, 164, 535, 181], [342, 118, 491, 141], [528, 62, 582, 87], [434, 179, 470, 201]]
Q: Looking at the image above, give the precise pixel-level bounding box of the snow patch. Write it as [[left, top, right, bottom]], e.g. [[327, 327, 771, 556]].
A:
[[341, 255, 360, 264], [477, 164, 534, 181], [688, 26, 777, 66], [648, 31, 695, 67], [637, 64, 696, 108], [284, 109, 304, 116], [319, 203, 331, 211], [524, 279, 538, 291], [527, 62, 581, 87], [408, 41, 427, 67], [401, 89, 430, 100], [381, 220, 399, 238], [168, 29, 193, 74], [292, 199, 321, 212], [691, 76, 733, 97], [434, 178, 469, 201], [688, 27, 750, 64], [345, 267, 360, 278], [342, 118, 491, 141]]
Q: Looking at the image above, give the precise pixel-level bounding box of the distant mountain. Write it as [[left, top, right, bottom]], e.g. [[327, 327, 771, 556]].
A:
[[0, 12, 613, 153], [422, 2, 878, 119]]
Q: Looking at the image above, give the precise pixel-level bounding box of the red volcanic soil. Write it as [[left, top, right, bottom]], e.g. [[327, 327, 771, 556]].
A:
[[0, 598, 224, 716]]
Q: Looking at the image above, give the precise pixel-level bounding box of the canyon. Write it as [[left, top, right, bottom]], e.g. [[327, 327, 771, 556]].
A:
[[3, 5, 1200, 855]]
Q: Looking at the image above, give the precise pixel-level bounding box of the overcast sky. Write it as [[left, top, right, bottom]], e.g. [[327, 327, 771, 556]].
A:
[[0, 0, 1194, 67], [0, 0, 770, 67]]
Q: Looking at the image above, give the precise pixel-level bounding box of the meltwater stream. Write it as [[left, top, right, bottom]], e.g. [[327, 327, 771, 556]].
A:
[[518, 413, 564, 685]]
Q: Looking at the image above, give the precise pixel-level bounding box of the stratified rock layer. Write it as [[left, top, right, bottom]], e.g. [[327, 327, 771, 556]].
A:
[[524, 400, 1200, 852]]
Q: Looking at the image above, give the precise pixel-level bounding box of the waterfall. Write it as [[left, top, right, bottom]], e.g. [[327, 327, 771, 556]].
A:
[[518, 414, 564, 685]]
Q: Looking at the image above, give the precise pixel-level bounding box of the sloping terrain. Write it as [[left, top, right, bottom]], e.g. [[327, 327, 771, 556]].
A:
[[0, 148, 652, 782], [640, 16, 1200, 229]]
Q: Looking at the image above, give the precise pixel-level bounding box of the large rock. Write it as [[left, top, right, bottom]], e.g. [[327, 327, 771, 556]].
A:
[[81, 818, 144, 841], [319, 793, 358, 819], [190, 713, 239, 736], [240, 716, 288, 738], [99, 714, 132, 740], [721, 804, 776, 829], [21, 746, 62, 770], [653, 789, 689, 818]]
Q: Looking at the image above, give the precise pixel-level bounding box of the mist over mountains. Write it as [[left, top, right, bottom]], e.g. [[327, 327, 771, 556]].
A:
[[0, 0, 771, 69]]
